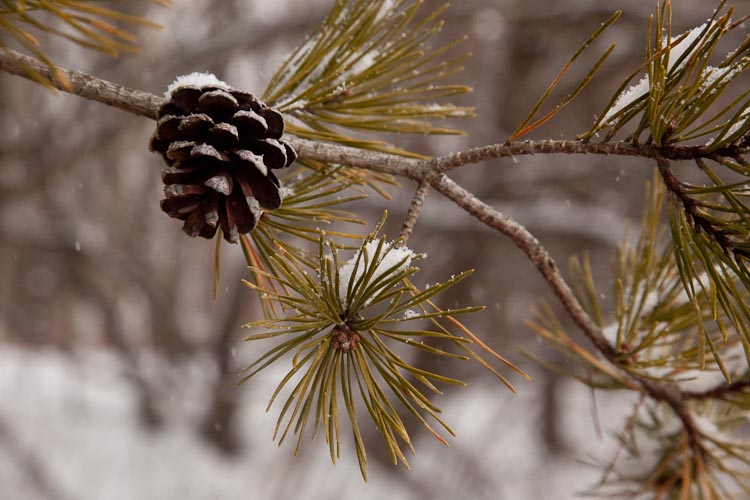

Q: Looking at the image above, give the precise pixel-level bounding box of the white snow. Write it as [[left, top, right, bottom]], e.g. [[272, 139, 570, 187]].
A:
[[675, 340, 749, 392], [602, 75, 650, 124], [247, 197, 262, 220], [346, 52, 376, 78], [700, 63, 745, 93], [716, 108, 750, 144], [403, 309, 418, 319], [374, 0, 395, 23], [693, 415, 721, 437], [673, 271, 709, 306], [337, 240, 417, 306], [667, 22, 710, 72], [166, 72, 230, 96], [0, 345, 628, 500], [602, 322, 619, 346], [278, 186, 295, 200], [601, 284, 661, 348], [640, 289, 660, 316]]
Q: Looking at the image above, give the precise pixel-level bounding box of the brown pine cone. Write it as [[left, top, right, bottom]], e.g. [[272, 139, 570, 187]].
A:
[[150, 73, 296, 243]]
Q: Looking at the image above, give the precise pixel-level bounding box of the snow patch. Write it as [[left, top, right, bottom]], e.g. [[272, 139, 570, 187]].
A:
[[166, 72, 230, 96], [667, 22, 710, 71], [602, 322, 619, 346], [403, 309, 418, 319], [602, 75, 650, 124], [338, 240, 417, 307], [710, 108, 750, 145], [700, 63, 744, 93], [279, 186, 295, 200], [635, 283, 660, 317]]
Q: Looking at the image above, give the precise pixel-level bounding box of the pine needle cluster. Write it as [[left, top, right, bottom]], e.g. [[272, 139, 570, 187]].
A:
[[0, 0, 168, 88], [241, 216, 526, 479]]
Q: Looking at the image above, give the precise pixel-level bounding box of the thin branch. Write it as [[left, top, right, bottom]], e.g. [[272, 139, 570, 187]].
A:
[[286, 135, 420, 175], [429, 172, 708, 460], [2, 48, 747, 177], [424, 141, 748, 173], [0, 48, 161, 119], [428, 173, 618, 360], [399, 180, 431, 244], [683, 379, 750, 400], [658, 157, 750, 266]]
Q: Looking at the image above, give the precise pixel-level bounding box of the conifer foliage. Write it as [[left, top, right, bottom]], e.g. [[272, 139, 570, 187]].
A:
[[3, 0, 750, 495]]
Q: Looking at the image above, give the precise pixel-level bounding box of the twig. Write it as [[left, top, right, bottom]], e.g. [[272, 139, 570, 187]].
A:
[[683, 379, 750, 400], [658, 158, 732, 250], [429, 172, 708, 458], [286, 135, 420, 176], [398, 180, 431, 244], [0, 47, 161, 119], [428, 173, 617, 359]]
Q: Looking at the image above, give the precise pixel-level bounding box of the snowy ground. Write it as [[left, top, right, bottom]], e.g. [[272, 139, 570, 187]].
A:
[[0, 347, 632, 500]]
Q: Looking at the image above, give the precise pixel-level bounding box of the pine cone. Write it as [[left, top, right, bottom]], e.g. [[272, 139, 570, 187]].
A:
[[150, 73, 297, 243]]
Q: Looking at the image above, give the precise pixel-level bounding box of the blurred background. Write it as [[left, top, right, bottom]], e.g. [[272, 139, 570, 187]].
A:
[[0, 1, 738, 499]]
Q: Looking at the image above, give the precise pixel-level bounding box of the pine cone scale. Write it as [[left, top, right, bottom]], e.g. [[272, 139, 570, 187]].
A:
[[160, 197, 200, 217], [197, 89, 239, 118], [236, 166, 281, 209], [259, 108, 285, 138], [230, 110, 268, 136], [209, 123, 240, 148], [178, 113, 214, 138], [205, 172, 233, 196]]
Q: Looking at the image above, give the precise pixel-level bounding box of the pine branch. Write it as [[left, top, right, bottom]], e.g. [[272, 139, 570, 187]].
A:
[[0, 47, 161, 118], [683, 379, 750, 400], [0, 0, 167, 89], [4, 46, 750, 171], [429, 173, 616, 359], [431, 165, 716, 478], [3, 44, 749, 489], [657, 157, 747, 258]]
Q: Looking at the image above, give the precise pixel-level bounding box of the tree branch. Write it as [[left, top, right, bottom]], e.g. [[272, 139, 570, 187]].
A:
[[428, 173, 617, 359], [0, 48, 162, 119], [683, 378, 750, 400], [428, 172, 709, 460], [2, 47, 747, 177], [399, 180, 431, 244], [0, 47, 733, 465]]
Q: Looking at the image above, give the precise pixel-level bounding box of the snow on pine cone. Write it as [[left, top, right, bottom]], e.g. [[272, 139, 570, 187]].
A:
[[149, 72, 297, 243]]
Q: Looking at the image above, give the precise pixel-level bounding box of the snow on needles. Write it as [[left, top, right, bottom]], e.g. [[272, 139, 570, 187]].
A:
[[338, 240, 417, 307], [602, 22, 712, 124], [166, 72, 230, 96]]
